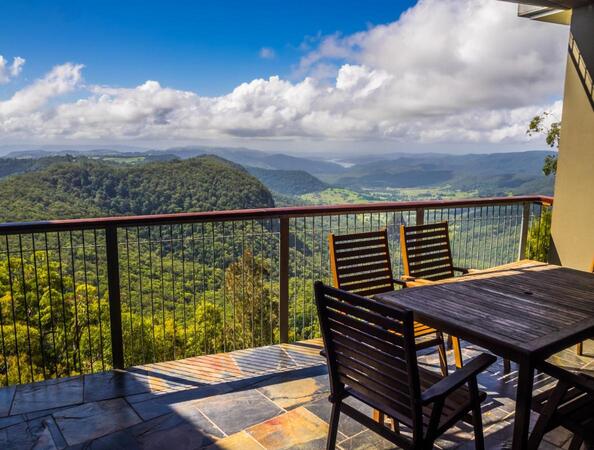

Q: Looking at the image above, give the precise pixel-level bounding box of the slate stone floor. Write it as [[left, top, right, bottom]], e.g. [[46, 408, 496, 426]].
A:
[[0, 338, 593, 449]]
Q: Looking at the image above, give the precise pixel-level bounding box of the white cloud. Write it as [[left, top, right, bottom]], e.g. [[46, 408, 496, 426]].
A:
[[0, 63, 83, 117], [0, 55, 26, 84], [259, 47, 276, 59], [0, 0, 569, 149]]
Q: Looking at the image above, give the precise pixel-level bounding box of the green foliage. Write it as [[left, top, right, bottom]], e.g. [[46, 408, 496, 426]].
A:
[[526, 112, 561, 176], [526, 208, 552, 262]]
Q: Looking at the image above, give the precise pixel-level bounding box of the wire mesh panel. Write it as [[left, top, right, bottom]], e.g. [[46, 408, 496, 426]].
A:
[[0, 230, 110, 386], [117, 219, 281, 367], [0, 197, 551, 386]]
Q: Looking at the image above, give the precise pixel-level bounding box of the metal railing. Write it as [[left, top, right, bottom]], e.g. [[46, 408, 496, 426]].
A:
[[0, 195, 552, 386]]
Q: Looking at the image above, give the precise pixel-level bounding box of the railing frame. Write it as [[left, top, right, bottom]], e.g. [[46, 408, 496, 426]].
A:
[[0, 195, 553, 370]]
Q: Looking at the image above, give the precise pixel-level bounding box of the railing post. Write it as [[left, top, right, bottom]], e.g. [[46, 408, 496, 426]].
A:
[[105, 225, 124, 369], [518, 202, 531, 261], [416, 207, 425, 226], [279, 217, 290, 343]]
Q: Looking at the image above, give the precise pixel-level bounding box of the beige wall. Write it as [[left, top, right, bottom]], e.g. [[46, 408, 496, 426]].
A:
[[550, 34, 594, 270]]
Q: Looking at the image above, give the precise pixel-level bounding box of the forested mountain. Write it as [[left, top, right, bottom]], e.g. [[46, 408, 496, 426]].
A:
[[322, 151, 556, 196], [0, 156, 274, 222], [246, 166, 328, 195], [164, 146, 345, 174]]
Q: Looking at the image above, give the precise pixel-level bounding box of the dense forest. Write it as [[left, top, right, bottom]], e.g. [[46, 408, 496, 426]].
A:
[[0, 156, 274, 222]]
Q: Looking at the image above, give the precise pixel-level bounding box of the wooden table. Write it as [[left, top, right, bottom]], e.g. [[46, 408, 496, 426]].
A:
[[375, 260, 594, 450]]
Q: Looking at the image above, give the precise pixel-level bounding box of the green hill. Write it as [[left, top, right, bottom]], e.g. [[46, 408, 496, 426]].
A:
[[246, 166, 328, 195], [0, 156, 274, 222]]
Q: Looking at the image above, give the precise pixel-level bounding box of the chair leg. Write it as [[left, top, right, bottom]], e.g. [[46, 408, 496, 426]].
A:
[[568, 435, 583, 450], [447, 334, 453, 350], [452, 336, 464, 368], [327, 400, 341, 450], [577, 341, 584, 356], [469, 379, 485, 450], [372, 409, 384, 425], [503, 358, 511, 374], [436, 332, 449, 376]]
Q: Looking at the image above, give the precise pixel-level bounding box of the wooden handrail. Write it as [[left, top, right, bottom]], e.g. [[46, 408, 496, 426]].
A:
[[0, 195, 553, 235]]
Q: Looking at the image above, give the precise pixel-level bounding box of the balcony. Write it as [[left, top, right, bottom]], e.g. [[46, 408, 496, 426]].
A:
[[2, 195, 585, 449]]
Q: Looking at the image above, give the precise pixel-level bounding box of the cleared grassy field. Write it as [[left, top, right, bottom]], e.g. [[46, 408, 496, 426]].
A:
[[299, 186, 479, 205]]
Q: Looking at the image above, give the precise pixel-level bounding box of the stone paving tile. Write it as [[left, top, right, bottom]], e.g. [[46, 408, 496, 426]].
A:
[[0, 413, 24, 430], [11, 375, 83, 415], [128, 383, 234, 421], [233, 345, 298, 374], [258, 373, 329, 410], [246, 406, 330, 450], [0, 414, 67, 450], [0, 384, 15, 417], [53, 398, 141, 446], [70, 407, 225, 450], [337, 429, 398, 450], [279, 341, 324, 367], [205, 431, 264, 450], [304, 396, 372, 439], [83, 368, 152, 402], [196, 388, 284, 435]]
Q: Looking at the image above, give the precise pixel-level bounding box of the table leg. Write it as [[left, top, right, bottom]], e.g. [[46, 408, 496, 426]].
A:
[[512, 361, 534, 450]]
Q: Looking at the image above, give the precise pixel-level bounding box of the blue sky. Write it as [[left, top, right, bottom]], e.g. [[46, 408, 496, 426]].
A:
[[1, 0, 415, 96], [0, 0, 567, 154]]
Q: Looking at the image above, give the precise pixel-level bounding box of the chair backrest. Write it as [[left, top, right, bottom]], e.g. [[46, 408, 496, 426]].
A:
[[328, 229, 395, 296], [314, 282, 422, 430], [400, 221, 455, 281]]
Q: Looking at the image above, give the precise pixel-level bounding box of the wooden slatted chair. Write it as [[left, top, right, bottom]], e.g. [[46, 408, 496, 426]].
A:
[[328, 229, 449, 377], [529, 361, 594, 450], [400, 221, 499, 372], [314, 282, 496, 450], [400, 221, 470, 284]]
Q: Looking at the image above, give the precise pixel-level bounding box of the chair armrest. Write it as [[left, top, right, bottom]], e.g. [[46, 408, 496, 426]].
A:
[[453, 266, 470, 274], [537, 360, 594, 394], [405, 278, 434, 287], [421, 353, 496, 405], [393, 278, 408, 287]]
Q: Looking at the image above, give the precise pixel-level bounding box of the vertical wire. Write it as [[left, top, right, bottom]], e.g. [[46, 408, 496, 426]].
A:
[[257, 219, 264, 346], [31, 235, 47, 379], [170, 224, 176, 360], [190, 224, 198, 352], [5, 237, 22, 383], [124, 228, 134, 355], [56, 233, 70, 376], [221, 222, 226, 353], [159, 226, 167, 360], [180, 224, 188, 357], [201, 223, 206, 355], [18, 235, 34, 381], [248, 220, 255, 346], [147, 227, 156, 363], [93, 230, 105, 371], [68, 232, 81, 373], [136, 226, 145, 364], [0, 240, 8, 385], [80, 231, 94, 373], [231, 221, 236, 350]]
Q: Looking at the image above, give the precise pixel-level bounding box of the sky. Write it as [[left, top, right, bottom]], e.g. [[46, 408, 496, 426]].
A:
[[0, 0, 569, 155]]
